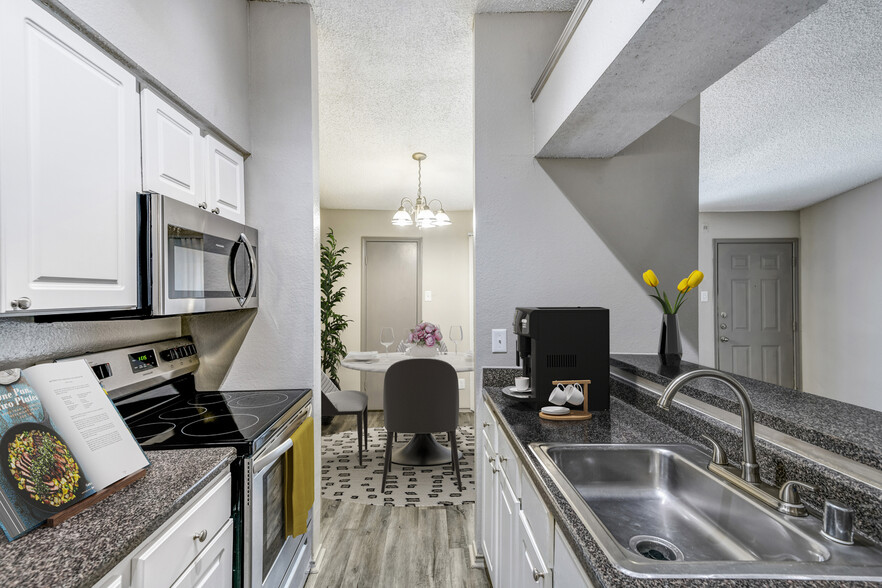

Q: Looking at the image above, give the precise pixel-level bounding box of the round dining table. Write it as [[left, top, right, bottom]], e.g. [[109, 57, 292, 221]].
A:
[[341, 352, 474, 466]]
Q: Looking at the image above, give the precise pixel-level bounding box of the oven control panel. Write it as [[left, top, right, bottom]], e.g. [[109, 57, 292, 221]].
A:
[[59, 337, 199, 400]]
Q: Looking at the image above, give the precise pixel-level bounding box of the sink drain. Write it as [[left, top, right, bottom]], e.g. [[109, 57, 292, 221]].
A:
[[628, 536, 684, 562]]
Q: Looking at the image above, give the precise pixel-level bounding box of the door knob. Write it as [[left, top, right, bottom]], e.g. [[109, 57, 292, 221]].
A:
[[720, 336, 729, 342], [10, 297, 31, 310], [720, 311, 727, 318], [719, 323, 727, 330]]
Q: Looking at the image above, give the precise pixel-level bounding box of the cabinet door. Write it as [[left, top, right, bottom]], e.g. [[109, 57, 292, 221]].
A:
[[479, 444, 498, 584], [553, 526, 595, 588], [518, 511, 550, 588], [141, 88, 204, 207], [497, 470, 520, 588], [0, 0, 140, 313], [204, 135, 244, 223], [170, 519, 234, 588]]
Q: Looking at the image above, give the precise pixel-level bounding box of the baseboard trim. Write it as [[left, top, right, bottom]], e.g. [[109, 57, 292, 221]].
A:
[[468, 541, 485, 569], [310, 544, 326, 574]]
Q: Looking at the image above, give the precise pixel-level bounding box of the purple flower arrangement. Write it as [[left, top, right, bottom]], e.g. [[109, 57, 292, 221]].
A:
[[407, 322, 443, 347]]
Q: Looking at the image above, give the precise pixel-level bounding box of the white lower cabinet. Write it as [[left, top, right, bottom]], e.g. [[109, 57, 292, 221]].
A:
[[92, 472, 232, 588], [170, 519, 234, 588], [479, 398, 593, 587]]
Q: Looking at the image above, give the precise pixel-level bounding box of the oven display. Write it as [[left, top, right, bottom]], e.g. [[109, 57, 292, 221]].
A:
[[128, 349, 158, 373]]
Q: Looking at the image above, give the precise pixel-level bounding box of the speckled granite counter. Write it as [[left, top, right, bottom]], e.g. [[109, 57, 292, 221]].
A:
[[0, 447, 236, 588], [482, 373, 879, 588], [611, 354, 882, 471]]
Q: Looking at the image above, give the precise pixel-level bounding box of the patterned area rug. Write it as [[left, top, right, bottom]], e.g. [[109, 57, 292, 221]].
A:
[[321, 426, 476, 507]]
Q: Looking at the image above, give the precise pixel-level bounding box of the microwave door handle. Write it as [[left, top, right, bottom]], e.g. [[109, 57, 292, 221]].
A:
[[238, 232, 257, 307]]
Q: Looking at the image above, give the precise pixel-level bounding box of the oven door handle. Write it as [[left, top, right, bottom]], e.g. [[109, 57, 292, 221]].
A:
[[254, 437, 293, 475]]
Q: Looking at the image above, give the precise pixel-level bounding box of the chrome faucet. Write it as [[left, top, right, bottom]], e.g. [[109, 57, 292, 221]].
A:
[[658, 369, 760, 483], [657, 368, 816, 516]]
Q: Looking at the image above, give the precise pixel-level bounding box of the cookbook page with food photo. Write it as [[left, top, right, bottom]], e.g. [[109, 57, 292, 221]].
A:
[[0, 369, 96, 541]]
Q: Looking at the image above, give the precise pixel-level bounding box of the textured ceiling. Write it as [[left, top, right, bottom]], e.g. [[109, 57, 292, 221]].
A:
[[700, 0, 882, 211], [293, 0, 578, 211]]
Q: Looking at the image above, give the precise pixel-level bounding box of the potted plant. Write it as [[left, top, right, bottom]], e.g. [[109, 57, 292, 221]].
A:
[[321, 229, 351, 386], [642, 269, 703, 365]]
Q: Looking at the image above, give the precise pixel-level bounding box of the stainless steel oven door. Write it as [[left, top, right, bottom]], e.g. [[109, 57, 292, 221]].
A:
[[248, 405, 312, 588], [147, 193, 258, 315]]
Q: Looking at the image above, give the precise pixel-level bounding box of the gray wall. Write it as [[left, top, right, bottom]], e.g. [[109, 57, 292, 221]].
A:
[[800, 178, 882, 411], [474, 13, 700, 377], [219, 2, 319, 394], [697, 212, 801, 366], [51, 0, 251, 148]]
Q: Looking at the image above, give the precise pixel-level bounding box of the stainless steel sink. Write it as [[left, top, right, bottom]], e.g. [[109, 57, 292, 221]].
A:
[[530, 443, 882, 580]]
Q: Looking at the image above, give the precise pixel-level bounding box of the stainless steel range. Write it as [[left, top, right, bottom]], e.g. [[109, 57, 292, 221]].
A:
[[63, 337, 312, 588]]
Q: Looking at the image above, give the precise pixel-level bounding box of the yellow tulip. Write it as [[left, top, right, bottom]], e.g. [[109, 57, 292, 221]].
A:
[[677, 278, 690, 293], [687, 270, 704, 288], [643, 270, 659, 288]]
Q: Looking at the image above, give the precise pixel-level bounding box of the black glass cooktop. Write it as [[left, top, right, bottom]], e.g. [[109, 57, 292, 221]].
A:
[[117, 378, 309, 455]]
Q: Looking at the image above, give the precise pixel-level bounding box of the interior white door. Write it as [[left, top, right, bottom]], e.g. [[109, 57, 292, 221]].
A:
[[205, 135, 245, 223], [361, 239, 420, 408], [716, 241, 798, 388], [0, 0, 140, 313], [141, 88, 204, 207]]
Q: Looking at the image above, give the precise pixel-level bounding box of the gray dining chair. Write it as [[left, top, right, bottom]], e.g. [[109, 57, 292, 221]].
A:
[[381, 358, 462, 492], [320, 372, 369, 465]]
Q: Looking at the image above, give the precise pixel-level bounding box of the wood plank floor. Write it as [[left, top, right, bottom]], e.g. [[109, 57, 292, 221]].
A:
[[308, 411, 489, 588]]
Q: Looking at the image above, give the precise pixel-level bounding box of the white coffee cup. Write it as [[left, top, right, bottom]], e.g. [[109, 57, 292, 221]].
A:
[[514, 377, 530, 391], [549, 384, 567, 405], [565, 383, 584, 405]]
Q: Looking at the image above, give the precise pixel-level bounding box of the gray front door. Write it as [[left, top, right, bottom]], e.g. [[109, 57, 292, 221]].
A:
[[715, 241, 798, 388], [361, 238, 421, 408]]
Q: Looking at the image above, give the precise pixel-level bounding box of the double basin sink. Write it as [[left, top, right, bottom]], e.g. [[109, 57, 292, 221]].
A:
[[530, 443, 882, 580]]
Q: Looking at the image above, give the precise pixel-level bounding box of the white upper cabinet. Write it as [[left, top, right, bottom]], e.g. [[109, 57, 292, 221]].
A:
[[141, 88, 205, 208], [204, 135, 245, 223], [0, 0, 140, 314], [142, 90, 245, 223]]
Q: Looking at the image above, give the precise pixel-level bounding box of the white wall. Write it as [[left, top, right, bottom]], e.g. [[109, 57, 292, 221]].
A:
[[475, 13, 700, 380], [52, 0, 251, 149], [221, 3, 318, 393], [800, 178, 882, 411], [697, 212, 801, 366], [321, 209, 474, 409]]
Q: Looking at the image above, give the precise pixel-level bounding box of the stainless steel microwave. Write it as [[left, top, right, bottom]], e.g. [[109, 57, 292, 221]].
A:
[[140, 193, 258, 315]]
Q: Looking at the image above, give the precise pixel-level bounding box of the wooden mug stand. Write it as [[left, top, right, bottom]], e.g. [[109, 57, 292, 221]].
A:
[[539, 379, 593, 421]]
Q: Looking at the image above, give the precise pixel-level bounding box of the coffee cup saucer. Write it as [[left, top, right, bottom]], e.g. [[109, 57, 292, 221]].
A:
[[541, 406, 570, 415]]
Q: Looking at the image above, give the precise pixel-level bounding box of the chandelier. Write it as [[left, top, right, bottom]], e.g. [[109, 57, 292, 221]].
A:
[[391, 152, 451, 228]]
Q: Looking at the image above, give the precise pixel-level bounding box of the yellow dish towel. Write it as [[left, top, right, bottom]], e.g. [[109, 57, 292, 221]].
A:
[[285, 416, 314, 537]]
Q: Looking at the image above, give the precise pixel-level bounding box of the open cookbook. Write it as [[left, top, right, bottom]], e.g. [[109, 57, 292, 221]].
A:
[[0, 360, 149, 541]]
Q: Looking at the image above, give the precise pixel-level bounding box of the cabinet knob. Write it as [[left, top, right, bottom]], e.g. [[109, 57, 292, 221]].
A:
[[10, 297, 31, 310], [532, 568, 546, 582], [211, 207, 220, 214], [198, 202, 208, 210], [193, 529, 207, 542]]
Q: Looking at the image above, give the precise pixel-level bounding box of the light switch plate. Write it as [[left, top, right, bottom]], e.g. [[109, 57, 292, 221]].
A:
[[425, 290, 432, 302], [700, 290, 709, 302], [458, 378, 465, 390], [492, 329, 507, 353]]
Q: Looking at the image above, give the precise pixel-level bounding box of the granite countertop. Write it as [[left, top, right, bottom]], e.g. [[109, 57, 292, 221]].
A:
[[610, 354, 882, 471], [0, 447, 236, 588], [481, 384, 877, 588]]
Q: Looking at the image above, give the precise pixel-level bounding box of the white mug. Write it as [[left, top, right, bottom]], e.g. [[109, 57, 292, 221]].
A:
[[565, 383, 584, 405], [514, 377, 530, 391], [549, 384, 567, 405]]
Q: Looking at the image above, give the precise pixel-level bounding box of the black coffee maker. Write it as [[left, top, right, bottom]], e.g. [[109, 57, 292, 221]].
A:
[[513, 307, 610, 411]]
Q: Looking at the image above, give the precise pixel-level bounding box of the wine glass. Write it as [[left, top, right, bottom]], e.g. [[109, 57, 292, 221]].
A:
[[379, 327, 395, 354], [449, 325, 464, 354]]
